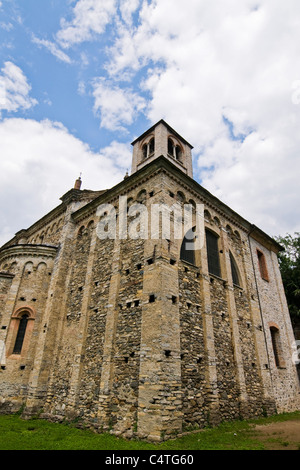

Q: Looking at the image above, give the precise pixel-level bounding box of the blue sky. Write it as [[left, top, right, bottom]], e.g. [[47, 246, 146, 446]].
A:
[[1, 0, 300, 245]]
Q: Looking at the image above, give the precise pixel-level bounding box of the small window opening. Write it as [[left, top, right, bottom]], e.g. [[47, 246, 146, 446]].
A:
[[170, 258, 176, 265], [134, 300, 140, 307], [147, 258, 154, 265], [165, 350, 171, 358], [168, 138, 174, 156], [230, 252, 240, 286], [270, 326, 281, 367], [142, 144, 147, 159], [149, 294, 155, 303], [175, 145, 182, 161], [172, 296, 177, 304], [257, 249, 269, 281], [13, 314, 29, 355], [149, 137, 155, 154]]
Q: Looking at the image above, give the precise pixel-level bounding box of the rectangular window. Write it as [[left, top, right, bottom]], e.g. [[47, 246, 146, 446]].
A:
[[257, 249, 269, 281], [206, 230, 221, 277]]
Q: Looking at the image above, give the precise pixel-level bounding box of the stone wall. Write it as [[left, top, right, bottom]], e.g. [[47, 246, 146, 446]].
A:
[[0, 160, 298, 440]]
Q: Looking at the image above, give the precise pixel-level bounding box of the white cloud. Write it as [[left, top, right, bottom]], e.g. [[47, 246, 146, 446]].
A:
[[32, 36, 72, 64], [92, 78, 146, 131], [57, 0, 117, 48], [102, 0, 300, 236], [119, 0, 141, 25], [0, 118, 130, 245], [0, 61, 37, 114]]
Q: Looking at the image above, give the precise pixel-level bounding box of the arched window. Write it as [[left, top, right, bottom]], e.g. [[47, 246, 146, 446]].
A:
[[230, 252, 240, 286], [180, 228, 196, 265], [206, 229, 221, 277], [142, 138, 155, 160], [13, 314, 29, 355]]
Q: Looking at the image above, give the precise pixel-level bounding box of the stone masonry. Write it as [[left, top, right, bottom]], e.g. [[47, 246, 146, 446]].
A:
[[0, 120, 299, 441]]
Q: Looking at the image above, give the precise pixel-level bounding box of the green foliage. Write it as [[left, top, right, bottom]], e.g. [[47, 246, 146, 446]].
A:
[[275, 232, 300, 325], [0, 412, 299, 450]]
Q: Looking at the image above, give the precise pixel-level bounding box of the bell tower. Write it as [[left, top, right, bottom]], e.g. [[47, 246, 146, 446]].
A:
[[131, 119, 193, 178]]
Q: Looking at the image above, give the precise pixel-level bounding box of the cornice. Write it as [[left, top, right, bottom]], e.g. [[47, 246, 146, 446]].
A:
[[67, 155, 280, 252], [0, 244, 58, 263]]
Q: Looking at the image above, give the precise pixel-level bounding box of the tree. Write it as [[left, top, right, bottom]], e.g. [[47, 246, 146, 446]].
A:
[[275, 233, 300, 328]]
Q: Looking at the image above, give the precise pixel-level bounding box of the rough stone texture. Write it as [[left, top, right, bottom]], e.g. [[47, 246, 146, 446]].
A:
[[0, 120, 299, 440]]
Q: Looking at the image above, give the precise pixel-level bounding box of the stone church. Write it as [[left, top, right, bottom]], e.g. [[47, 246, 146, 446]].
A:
[[0, 120, 299, 441]]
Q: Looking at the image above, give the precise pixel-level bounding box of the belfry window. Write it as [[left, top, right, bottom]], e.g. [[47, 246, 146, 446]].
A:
[[13, 314, 29, 355], [175, 145, 182, 162], [149, 137, 155, 155], [206, 229, 221, 277], [142, 138, 155, 160], [168, 138, 183, 162], [142, 144, 147, 159]]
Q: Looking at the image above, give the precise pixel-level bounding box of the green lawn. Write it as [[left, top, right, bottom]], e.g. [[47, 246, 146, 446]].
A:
[[0, 411, 299, 450]]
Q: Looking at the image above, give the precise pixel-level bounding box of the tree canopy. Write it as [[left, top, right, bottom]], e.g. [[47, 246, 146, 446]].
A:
[[275, 232, 300, 327]]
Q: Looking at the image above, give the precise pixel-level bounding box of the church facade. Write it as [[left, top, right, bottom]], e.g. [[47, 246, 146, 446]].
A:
[[0, 120, 299, 441]]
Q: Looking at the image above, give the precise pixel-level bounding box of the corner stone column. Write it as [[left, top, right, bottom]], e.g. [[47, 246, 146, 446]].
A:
[[97, 238, 121, 427], [137, 250, 182, 441]]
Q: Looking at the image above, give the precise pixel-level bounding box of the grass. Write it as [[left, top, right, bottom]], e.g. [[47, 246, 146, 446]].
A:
[[0, 411, 299, 450]]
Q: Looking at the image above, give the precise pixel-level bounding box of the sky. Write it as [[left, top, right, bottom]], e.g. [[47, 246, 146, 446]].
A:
[[0, 0, 300, 246]]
